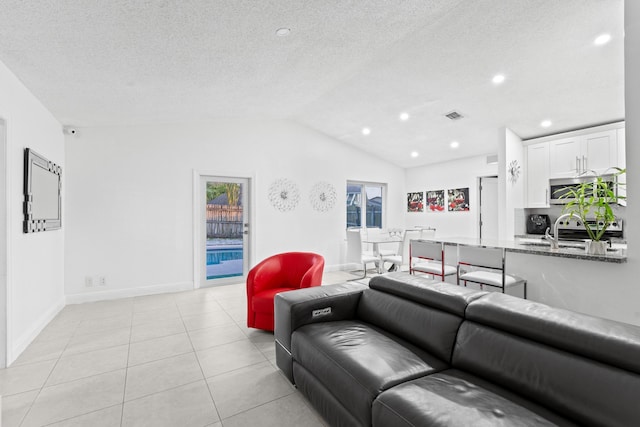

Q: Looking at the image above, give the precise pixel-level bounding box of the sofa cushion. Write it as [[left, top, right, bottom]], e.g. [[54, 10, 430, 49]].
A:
[[369, 273, 487, 316], [356, 288, 464, 362], [292, 320, 448, 426], [453, 321, 640, 427], [372, 369, 577, 427], [465, 292, 640, 374], [252, 287, 295, 313], [293, 362, 363, 427]]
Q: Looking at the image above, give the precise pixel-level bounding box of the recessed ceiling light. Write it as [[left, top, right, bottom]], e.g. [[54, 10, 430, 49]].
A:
[[492, 74, 505, 84], [594, 33, 611, 46], [410, 151, 419, 158], [540, 119, 552, 128], [362, 127, 371, 135], [275, 28, 291, 36], [450, 141, 459, 149], [399, 112, 410, 121]]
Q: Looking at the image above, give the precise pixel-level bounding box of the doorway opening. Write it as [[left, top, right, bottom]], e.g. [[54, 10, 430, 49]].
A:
[[199, 175, 250, 287], [479, 176, 499, 240]]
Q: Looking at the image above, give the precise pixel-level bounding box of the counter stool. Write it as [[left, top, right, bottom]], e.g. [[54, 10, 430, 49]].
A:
[[410, 240, 456, 281], [457, 245, 527, 299]]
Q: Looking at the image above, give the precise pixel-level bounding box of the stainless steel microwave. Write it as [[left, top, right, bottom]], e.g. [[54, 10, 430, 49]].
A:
[[549, 174, 618, 205]]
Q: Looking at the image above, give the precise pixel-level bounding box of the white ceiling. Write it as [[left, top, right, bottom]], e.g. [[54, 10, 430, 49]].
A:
[[0, 0, 624, 168]]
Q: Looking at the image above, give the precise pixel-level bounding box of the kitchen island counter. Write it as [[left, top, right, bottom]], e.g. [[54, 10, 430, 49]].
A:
[[421, 237, 627, 263]]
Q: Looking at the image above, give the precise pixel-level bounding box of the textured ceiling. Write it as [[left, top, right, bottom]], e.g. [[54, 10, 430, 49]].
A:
[[0, 0, 624, 168]]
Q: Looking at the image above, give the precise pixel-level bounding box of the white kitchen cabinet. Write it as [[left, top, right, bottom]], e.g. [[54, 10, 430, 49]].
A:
[[548, 129, 618, 178], [582, 130, 618, 174], [526, 142, 550, 208]]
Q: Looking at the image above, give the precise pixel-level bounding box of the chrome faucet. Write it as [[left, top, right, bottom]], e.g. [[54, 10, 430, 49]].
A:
[[545, 213, 572, 250]]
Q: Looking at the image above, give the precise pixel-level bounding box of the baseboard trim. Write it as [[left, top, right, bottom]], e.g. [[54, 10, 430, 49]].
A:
[[65, 281, 195, 305], [9, 296, 66, 366], [326, 263, 360, 272]]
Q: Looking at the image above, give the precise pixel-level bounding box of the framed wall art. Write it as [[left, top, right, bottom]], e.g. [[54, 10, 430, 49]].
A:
[[407, 192, 424, 212], [426, 190, 445, 212], [448, 187, 470, 212]]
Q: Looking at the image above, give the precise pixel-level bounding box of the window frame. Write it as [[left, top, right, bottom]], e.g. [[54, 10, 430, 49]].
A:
[[346, 180, 387, 229]]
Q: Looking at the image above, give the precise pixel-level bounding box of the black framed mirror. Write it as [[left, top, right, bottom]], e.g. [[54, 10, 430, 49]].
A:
[[23, 148, 62, 233]]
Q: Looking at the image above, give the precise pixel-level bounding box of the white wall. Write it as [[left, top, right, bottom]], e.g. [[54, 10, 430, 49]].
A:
[[498, 128, 524, 239], [0, 60, 65, 364], [1, 118, 6, 367], [404, 155, 498, 238], [64, 121, 405, 300]]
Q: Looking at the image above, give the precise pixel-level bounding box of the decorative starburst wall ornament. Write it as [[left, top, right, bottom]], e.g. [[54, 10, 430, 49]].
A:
[[268, 178, 300, 211], [309, 181, 337, 212], [508, 160, 521, 184]]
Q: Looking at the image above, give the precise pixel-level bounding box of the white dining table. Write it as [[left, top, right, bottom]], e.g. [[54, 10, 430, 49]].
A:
[[362, 236, 402, 273]]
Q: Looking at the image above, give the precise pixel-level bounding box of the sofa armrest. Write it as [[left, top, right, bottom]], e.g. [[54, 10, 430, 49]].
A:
[[274, 282, 367, 383]]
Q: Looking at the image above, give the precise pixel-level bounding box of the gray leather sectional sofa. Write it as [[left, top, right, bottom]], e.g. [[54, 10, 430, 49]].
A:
[[274, 272, 640, 426]]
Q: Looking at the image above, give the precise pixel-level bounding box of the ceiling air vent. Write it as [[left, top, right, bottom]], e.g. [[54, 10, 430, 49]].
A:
[[445, 110, 463, 120]]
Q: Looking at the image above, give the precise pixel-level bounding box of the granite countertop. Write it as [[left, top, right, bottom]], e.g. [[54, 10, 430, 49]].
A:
[[421, 237, 627, 264]]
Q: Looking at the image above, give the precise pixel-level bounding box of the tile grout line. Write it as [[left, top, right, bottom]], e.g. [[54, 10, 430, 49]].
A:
[[16, 310, 83, 427], [6, 285, 242, 426], [120, 306, 135, 427], [39, 403, 123, 427], [177, 294, 224, 425]]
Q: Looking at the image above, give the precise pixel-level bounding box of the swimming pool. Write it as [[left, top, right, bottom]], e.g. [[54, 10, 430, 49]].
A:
[[206, 245, 243, 280]]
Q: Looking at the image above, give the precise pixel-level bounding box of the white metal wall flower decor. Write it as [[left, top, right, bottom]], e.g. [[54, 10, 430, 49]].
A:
[[508, 159, 521, 184], [268, 178, 300, 211], [309, 181, 337, 212]]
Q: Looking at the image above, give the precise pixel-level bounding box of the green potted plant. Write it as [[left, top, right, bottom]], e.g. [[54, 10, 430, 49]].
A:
[[559, 168, 625, 255]]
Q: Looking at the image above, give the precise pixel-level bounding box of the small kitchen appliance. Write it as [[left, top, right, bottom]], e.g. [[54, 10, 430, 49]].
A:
[[527, 214, 551, 235]]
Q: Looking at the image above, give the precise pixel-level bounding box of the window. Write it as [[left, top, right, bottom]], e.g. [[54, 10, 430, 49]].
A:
[[346, 181, 385, 228]]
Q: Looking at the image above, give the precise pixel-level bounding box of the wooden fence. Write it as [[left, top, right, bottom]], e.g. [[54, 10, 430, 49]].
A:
[[207, 205, 243, 238]]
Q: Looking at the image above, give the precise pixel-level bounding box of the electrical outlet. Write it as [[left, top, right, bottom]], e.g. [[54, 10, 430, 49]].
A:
[[85, 276, 93, 287], [98, 276, 106, 287]]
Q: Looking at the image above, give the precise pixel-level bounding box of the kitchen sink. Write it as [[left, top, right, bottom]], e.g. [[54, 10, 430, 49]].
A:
[[518, 239, 585, 249]]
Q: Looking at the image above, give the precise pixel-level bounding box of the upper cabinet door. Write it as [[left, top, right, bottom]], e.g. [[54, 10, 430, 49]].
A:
[[526, 142, 550, 208], [549, 137, 580, 178], [581, 130, 618, 175], [548, 129, 618, 178]]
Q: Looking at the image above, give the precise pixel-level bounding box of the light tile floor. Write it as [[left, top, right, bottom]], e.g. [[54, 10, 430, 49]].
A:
[[0, 271, 358, 427]]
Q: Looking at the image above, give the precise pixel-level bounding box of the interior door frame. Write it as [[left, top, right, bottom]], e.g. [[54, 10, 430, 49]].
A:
[[478, 175, 499, 239], [192, 170, 255, 289]]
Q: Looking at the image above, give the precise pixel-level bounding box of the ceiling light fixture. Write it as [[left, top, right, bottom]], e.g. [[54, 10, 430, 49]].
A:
[[540, 119, 552, 128], [594, 33, 611, 46], [450, 141, 459, 149], [492, 74, 505, 84], [399, 112, 410, 121], [362, 127, 371, 135], [410, 151, 419, 158], [275, 28, 291, 37]]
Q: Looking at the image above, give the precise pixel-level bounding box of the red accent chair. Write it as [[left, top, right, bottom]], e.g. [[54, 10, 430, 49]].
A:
[[246, 252, 325, 331]]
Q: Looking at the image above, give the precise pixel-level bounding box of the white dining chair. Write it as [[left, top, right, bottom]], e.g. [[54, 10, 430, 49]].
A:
[[346, 228, 379, 279], [381, 229, 421, 271], [457, 245, 527, 299], [410, 240, 457, 281]]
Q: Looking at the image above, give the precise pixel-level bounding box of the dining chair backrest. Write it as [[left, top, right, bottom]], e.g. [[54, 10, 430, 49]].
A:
[[398, 230, 421, 263], [346, 228, 364, 263], [366, 227, 383, 240], [419, 228, 436, 239], [458, 245, 504, 270], [410, 239, 443, 261]]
